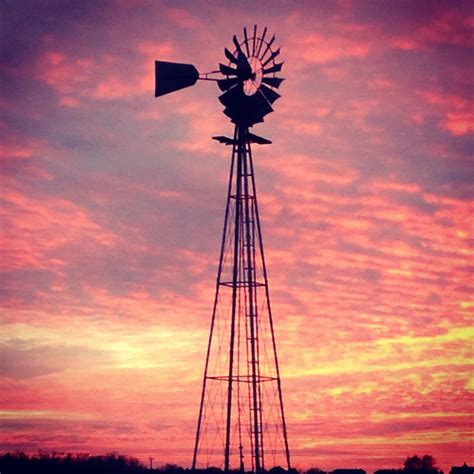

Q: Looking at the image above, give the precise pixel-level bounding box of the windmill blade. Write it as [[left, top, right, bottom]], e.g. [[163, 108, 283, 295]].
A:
[[262, 62, 283, 75], [262, 76, 284, 88], [252, 24, 258, 55], [237, 50, 251, 72], [233, 35, 243, 54], [224, 48, 239, 64], [219, 63, 238, 76], [237, 93, 273, 126], [261, 48, 280, 68], [250, 92, 274, 119], [217, 77, 239, 91], [219, 83, 243, 107], [259, 35, 275, 61], [256, 26, 267, 57], [231, 36, 252, 74], [243, 27, 250, 56], [259, 83, 281, 105], [219, 84, 274, 126]]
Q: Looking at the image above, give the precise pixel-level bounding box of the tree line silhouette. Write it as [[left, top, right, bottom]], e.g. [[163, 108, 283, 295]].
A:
[[0, 452, 467, 474]]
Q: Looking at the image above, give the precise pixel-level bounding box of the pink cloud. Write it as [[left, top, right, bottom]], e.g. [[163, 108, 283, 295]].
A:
[[34, 40, 176, 104], [417, 90, 473, 135], [166, 7, 202, 29], [444, 112, 474, 136], [289, 32, 371, 65]]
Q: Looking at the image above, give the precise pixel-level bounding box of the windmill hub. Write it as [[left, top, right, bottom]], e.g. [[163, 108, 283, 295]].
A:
[[243, 56, 263, 96]]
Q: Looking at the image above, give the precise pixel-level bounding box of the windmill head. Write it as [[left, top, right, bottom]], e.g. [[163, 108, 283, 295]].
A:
[[154, 26, 284, 128]]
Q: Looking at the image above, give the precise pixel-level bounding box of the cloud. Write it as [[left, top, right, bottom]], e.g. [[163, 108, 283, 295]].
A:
[[0, 339, 113, 379], [289, 32, 371, 65]]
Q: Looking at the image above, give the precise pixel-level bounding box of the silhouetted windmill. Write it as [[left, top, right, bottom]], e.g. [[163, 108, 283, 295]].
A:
[[154, 26, 290, 473]]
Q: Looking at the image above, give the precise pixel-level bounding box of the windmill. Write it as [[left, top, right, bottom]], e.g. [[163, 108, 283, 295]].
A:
[[154, 26, 290, 472]]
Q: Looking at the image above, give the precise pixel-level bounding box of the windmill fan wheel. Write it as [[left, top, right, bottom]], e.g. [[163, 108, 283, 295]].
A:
[[218, 26, 284, 127]]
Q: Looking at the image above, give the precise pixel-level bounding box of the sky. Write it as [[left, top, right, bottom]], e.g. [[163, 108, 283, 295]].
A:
[[1, 0, 473, 471]]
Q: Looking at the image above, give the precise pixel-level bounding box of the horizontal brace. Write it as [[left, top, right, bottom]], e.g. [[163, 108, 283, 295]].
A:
[[206, 375, 278, 383], [220, 281, 265, 288], [230, 194, 255, 200]]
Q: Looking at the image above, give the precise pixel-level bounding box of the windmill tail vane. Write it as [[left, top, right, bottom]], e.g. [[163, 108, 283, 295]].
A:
[[154, 25, 290, 472]]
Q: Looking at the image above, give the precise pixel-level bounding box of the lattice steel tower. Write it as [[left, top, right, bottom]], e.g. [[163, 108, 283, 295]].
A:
[[154, 25, 290, 472]]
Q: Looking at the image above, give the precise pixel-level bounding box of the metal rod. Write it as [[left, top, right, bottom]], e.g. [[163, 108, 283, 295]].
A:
[[224, 124, 243, 472], [241, 128, 261, 473], [199, 70, 223, 81], [237, 198, 244, 472], [247, 138, 265, 470]]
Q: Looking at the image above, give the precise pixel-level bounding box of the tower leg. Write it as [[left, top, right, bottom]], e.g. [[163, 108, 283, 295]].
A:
[[241, 127, 261, 473], [192, 127, 239, 471], [224, 126, 243, 472]]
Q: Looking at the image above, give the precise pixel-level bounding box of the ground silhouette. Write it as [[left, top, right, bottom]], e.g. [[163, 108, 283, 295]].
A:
[[403, 456, 443, 474], [0, 452, 464, 474], [0, 452, 147, 473]]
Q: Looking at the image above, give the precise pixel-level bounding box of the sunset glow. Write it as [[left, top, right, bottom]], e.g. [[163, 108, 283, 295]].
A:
[[1, 1, 473, 472]]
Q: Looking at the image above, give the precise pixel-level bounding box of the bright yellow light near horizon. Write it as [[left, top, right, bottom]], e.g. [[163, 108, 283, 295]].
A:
[[0, 410, 96, 421], [327, 387, 345, 396], [387, 268, 412, 277], [295, 429, 465, 448], [284, 324, 474, 386], [285, 350, 473, 379], [370, 411, 472, 422], [377, 325, 474, 346], [326, 381, 378, 397], [1, 320, 204, 358], [101, 326, 204, 370]]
